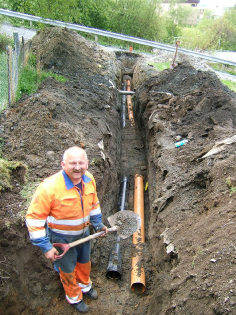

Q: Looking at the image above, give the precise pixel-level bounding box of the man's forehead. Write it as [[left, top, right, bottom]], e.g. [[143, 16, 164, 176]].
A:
[[68, 157, 87, 162]]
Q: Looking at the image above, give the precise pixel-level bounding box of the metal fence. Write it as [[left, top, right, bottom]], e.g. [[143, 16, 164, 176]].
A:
[[0, 32, 26, 111], [0, 52, 8, 111]]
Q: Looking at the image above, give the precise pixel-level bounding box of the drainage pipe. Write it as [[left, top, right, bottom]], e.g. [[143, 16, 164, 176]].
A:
[[126, 80, 135, 126], [130, 174, 146, 293], [118, 90, 135, 95], [106, 176, 129, 280], [117, 175, 129, 212], [121, 81, 127, 128]]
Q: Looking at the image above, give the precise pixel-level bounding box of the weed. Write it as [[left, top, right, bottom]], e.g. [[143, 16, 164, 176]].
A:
[[0, 33, 13, 52], [226, 178, 236, 194], [192, 247, 204, 269], [146, 61, 170, 71]]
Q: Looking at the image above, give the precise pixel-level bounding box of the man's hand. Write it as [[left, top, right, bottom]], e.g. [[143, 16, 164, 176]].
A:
[[98, 226, 108, 238], [44, 247, 59, 262]]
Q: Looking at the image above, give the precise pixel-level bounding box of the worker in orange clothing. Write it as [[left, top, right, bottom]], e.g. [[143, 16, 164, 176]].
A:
[[26, 146, 108, 314]]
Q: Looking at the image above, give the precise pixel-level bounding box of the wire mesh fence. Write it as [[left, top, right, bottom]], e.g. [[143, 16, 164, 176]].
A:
[[0, 52, 8, 111], [0, 33, 26, 112]]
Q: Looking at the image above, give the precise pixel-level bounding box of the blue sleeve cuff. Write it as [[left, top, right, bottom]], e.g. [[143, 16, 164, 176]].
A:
[[31, 236, 53, 254], [90, 213, 105, 231]]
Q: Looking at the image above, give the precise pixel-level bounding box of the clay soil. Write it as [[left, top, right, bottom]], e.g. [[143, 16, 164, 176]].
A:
[[1, 27, 236, 315]]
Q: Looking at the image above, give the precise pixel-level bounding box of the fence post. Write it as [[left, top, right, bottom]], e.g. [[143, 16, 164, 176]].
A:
[[13, 32, 20, 97], [6, 45, 15, 105]]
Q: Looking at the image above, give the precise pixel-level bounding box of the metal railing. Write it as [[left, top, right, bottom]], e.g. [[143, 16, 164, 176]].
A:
[[1, 8, 236, 67]]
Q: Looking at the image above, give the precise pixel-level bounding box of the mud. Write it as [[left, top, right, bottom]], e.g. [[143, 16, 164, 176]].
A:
[[1, 27, 236, 315]]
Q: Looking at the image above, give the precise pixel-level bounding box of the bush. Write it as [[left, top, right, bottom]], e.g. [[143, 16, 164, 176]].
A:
[[0, 33, 12, 52]]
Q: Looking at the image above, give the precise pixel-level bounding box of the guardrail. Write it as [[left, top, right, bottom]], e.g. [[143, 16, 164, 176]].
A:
[[1, 8, 236, 67]]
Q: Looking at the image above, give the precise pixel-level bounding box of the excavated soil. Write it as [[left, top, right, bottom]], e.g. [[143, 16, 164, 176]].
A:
[[1, 27, 236, 315]]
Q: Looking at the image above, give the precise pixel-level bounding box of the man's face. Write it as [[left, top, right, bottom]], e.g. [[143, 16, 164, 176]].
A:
[[61, 149, 88, 185]]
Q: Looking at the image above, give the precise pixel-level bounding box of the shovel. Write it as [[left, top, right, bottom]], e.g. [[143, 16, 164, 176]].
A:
[[53, 210, 141, 260], [170, 40, 180, 69]]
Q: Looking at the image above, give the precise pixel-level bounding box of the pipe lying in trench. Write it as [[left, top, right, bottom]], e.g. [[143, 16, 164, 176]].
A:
[[106, 175, 129, 280], [126, 80, 135, 126], [118, 90, 135, 95], [130, 174, 146, 293], [121, 81, 127, 128]]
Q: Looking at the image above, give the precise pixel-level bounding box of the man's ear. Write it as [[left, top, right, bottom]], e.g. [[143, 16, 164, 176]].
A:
[[61, 161, 65, 168]]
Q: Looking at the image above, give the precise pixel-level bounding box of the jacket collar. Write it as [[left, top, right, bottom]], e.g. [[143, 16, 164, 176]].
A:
[[62, 170, 91, 190]]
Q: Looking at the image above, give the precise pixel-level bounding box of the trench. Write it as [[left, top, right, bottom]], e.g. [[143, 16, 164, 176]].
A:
[[89, 53, 153, 314], [74, 54, 153, 315]]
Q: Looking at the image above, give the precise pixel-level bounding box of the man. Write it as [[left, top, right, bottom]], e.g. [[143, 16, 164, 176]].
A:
[[26, 146, 108, 313]]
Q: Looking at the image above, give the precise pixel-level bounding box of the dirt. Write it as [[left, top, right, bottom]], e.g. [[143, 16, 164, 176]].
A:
[[1, 27, 236, 315]]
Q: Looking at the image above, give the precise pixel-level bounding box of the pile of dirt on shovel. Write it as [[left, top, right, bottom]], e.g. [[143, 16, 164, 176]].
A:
[[0, 26, 236, 315]]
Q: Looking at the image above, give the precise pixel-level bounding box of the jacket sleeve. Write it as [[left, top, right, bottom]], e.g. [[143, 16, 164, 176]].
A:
[[25, 183, 53, 253], [89, 177, 105, 231]]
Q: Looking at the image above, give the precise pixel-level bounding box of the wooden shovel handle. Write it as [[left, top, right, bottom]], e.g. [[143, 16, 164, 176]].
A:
[[69, 225, 118, 248]]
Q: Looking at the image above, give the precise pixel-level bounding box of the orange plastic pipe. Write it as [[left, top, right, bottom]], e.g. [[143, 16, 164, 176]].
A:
[[126, 80, 135, 126], [130, 174, 146, 293]]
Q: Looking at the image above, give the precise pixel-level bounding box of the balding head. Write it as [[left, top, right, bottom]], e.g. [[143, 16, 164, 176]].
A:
[[61, 146, 89, 185], [62, 146, 88, 163]]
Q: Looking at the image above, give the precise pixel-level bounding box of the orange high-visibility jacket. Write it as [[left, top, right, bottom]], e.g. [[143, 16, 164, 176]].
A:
[[26, 170, 104, 253]]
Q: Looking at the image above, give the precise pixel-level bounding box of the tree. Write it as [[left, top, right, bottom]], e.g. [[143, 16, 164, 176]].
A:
[[107, 0, 163, 40]]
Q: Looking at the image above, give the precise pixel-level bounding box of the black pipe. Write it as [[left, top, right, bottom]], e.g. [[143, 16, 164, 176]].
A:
[[117, 176, 129, 212], [106, 238, 122, 280], [106, 175, 129, 280]]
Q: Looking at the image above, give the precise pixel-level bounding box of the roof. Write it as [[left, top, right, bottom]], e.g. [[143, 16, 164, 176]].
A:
[[163, 0, 200, 3]]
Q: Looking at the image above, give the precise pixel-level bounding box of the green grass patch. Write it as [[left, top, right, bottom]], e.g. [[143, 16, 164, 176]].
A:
[[16, 63, 68, 101], [222, 80, 236, 93], [208, 62, 236, 76], [146, 61, 170, 71], [0, 158, 27, 192]]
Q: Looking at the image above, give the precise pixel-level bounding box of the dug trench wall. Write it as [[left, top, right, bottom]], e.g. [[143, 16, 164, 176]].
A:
[[133, 61, 236, 315]]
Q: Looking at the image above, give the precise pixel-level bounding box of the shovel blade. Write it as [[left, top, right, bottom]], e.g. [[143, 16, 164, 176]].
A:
[[107, 210, 141, 239]]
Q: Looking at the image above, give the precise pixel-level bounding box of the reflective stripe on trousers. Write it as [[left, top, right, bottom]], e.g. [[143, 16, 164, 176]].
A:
[[51, 231, 92, 303], [60, 262, 92, 304]]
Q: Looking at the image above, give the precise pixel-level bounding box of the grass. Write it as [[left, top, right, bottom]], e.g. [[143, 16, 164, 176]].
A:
[[146, 61, 170, 71], [208, 62, 236, 76], [16, 54, 68, 101], [0, 158, 27, 192], [222, 80, 236, 93]]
